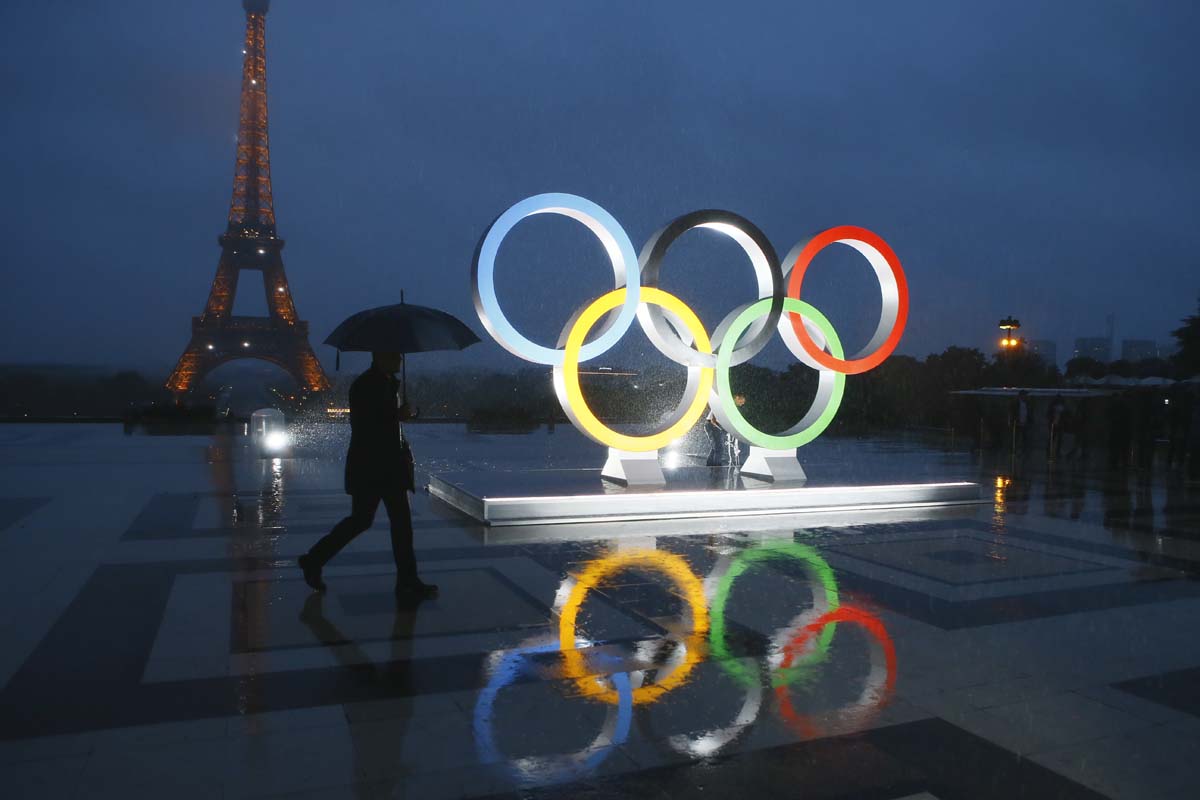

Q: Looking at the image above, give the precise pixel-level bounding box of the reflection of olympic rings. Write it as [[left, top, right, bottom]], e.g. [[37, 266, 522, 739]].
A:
[[706, 542, 840, 689], [647, 655, 765, 760], [472, 544, 898, 774], [557, 550, 709, 705], [473, 193, 909, 452], [474, 637, 633, 785], [774, 606, 898, 739]]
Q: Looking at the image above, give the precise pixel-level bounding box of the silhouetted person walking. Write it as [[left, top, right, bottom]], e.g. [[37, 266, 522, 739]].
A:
[[299, 351, 438, 601]]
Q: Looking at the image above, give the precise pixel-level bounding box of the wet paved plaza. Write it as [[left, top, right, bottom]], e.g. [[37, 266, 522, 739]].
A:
[[2, 423, 1199, 799]]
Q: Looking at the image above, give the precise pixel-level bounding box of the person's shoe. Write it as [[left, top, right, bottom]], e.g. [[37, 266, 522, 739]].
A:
[[298, 553, 326, 592]]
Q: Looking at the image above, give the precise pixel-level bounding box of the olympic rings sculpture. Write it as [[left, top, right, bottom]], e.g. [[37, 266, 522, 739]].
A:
[[473, 193, 909, 453], [474, 543, 897, 784]]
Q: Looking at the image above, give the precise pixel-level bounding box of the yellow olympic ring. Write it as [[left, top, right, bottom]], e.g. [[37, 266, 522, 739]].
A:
[[556, 287, 714, 452], [558, 550, 709, 705]]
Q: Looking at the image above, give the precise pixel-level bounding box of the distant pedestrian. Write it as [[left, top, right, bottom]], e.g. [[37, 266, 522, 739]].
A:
[[299, 351, 438, 602], [1048, 394, 1066, 459], [707, 393, 745, 467], [1009, 390, 1032, 455]]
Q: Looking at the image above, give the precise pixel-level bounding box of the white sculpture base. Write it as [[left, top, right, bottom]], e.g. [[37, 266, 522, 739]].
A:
[[739, 446, 807, 483], [601, 448, 666, 486]]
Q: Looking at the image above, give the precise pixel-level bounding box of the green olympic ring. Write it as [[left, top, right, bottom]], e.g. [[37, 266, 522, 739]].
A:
[[708, 542, 840, 689], [715, 298, 845, 449]]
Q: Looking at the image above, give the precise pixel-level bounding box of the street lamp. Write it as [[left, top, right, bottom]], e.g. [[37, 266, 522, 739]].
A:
[[998, 316, 1022, 350]]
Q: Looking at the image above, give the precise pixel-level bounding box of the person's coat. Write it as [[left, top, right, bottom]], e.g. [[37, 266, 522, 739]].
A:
[[344, 367, 413, 495]]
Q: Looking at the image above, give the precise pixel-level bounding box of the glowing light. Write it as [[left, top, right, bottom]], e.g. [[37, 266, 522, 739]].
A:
[[257, 248, 266, 255], [555, 287, 713, 452], [242, 341, 250, 348], [276, 286, 284, 292], [206, 344, 214, 350], [264, 431, 289, 451], [250, 79, 257, 85]]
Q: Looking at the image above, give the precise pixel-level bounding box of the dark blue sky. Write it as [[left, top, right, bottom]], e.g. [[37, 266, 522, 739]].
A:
[[2, 0, 1197, 375]]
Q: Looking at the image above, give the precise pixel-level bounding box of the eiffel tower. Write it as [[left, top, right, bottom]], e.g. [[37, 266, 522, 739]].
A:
[[166, 0, 329, 397]]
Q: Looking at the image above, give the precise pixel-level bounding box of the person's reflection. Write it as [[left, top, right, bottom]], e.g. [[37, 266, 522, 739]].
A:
[[1162, 474, 1198, 539], [708, 462, 742, 490], [1132, 473, 1155, 526], [1101, 472, 1133, 538], [300, 593, 422, 798], [1003, 475, 1030, 516], [209, 430, 270, 714], [1067, 465, 1086, 520], [1043, 463, 1066, 518]]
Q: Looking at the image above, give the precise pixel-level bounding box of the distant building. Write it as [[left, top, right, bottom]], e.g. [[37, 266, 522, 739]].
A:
[[1160, 340, 1180, 359], [1073, 337, 1112, 363], [1027, 339, 1057, 367], [1120, 339, 1158, 362]]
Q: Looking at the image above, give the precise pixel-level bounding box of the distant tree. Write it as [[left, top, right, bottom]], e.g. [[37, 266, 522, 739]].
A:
[[1171, 297, 1200, 376], [921, 347, 989, 426], [1065, 356, 1106, 380], [1131, 358, 1172, 379], [924, 346, 988, 390], [838, 355, 923, 432], [1107, 359, 1134, 378], [986, 349, 1058, 388]]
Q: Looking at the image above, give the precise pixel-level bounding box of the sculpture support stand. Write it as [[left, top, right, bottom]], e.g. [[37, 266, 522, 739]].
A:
[[601, 448, 665, 486], [740, 446, 807, 483]]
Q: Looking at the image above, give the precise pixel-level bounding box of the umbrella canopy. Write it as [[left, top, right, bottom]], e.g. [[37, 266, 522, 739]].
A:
[[325, 302, 480, 355]]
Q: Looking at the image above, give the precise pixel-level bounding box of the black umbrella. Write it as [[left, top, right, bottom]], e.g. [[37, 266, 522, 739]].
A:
[[325, 293, 480, 401]]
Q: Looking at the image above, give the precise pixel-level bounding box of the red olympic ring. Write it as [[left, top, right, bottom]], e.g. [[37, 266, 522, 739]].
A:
[[786, 225, 909, 375], [774, 605, 897, 738]]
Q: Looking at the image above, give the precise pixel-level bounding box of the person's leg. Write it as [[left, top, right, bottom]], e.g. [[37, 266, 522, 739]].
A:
[[308, 494, 381, 567], [381, 490, 437, 597], [380, 490, 416, 579]]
